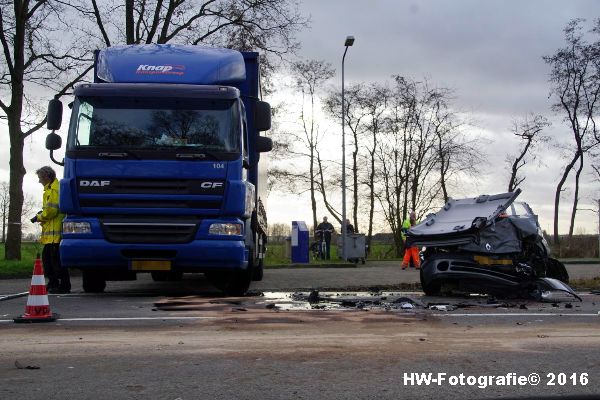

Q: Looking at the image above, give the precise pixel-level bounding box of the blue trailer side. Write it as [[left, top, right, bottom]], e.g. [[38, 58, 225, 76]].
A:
[[45, 44, 272, 295]]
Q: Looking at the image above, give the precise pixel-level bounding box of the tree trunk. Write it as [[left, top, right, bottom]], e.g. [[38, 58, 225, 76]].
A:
[[568, 151, 584, 237], [5, 118, 25, 260], [125, 0, 135, 44], [367, 141, 376, 251], [309, 146, 317, 230], [553, 151, 579, 245], [4, 1, 26, 260], [2, 201, 6, 243], [352, 142, 358, 232]]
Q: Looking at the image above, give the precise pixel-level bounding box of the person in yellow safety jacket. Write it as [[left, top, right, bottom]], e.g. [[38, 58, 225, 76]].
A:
[[401, 211, 420, 270], [32, 166, 70, 293]]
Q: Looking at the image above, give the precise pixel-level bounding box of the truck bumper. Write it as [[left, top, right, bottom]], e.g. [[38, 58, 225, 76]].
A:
[[60, 239, 248, 272]]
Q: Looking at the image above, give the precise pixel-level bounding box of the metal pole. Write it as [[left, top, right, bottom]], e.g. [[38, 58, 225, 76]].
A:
[[597, 198, 599, 259], [341, 36, 354, 262], [342, 46, 348, 261]]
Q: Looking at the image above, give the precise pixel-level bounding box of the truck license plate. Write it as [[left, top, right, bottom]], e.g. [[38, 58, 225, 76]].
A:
[[131, 260, 171, 271]]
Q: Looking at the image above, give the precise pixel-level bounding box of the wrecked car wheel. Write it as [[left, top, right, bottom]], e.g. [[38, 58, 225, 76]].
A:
[[420, 267, 441, 296]]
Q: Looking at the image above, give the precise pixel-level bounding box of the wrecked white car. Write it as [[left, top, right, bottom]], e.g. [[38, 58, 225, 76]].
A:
[[406, 189, 580, 300]]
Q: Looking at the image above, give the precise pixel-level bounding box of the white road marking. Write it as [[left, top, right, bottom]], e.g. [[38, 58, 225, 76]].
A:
[[0, 292, 29, 301], [431, 313, 599, 317], [0, 316, 216, 323]]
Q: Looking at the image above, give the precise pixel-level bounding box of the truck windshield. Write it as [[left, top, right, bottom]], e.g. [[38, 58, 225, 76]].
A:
[[67, 96, 239, 152]]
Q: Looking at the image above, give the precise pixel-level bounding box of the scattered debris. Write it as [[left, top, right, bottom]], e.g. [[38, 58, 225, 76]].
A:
[[15, 361, 40, 370], [429, 305, 456, 312], [565, 303, 573, 309], [307, 290, 320, 304]]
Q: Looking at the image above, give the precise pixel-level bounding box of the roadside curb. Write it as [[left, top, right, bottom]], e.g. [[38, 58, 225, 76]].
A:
[[265, 263, 357, 269], [560, 259, 600, 265]]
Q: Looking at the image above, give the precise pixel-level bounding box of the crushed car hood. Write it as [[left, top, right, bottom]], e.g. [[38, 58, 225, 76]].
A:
[[406, 189, 547, 254]]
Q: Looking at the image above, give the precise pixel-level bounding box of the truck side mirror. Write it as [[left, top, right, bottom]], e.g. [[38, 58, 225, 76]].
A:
[[45, 132, 62, 150], [256, 136, 273, 153], [255, 101, 271, 131], [47, 98, 63, 130]]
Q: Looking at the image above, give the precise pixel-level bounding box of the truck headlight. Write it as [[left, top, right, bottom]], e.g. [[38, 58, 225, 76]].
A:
[[63, 221, 92, 234], [244, 181, 255, 216], [209, 223, 242, 236]]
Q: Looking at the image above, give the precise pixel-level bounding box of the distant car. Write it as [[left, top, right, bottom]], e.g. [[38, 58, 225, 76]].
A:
[[406, 189, 577, 298]]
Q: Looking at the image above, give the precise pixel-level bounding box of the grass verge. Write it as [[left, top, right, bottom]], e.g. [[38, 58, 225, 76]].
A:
[[0, 242, 43, 278]]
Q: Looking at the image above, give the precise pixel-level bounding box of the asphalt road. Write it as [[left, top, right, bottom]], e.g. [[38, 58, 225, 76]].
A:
[[1, 262, 599, 400]]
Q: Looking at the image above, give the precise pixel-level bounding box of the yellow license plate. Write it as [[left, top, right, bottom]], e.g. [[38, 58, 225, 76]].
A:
[[131, 260, 172, 271]]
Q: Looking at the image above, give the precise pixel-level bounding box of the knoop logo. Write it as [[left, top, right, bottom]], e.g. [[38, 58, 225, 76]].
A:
[[136, 64, 185, 75], [80, 180, 110, 187]]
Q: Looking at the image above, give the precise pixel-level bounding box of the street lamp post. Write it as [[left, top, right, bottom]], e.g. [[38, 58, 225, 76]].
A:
[[341, 35, 354, 261]]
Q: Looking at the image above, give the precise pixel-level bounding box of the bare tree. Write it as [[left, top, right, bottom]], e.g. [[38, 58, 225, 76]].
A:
[[322, 84, 372, 230], [1, 1, 94, 260], [374, 77, 473, 256], [270, 59, 335, 229], [358, 84, 390, 248], [544, 18, 600, 243], [375, 76, 422, 256], [1, 181, 39, 243], [506, 114, 551, 192], [268, 222, 290, 243]]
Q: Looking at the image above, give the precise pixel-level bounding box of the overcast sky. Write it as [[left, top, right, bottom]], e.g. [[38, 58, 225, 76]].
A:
[[1, 0, 599, 235], [266, 0, 600, 234]]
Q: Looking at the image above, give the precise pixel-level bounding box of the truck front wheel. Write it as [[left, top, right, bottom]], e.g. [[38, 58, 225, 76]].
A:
[[252, 258, 264, 281], [82, 270, 107, 293], [206, 271, 251, 296]]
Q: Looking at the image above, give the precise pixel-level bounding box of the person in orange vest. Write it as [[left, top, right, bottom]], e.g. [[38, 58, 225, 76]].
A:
[[32, 166, 70, 293], [401, 211, 420, 270]]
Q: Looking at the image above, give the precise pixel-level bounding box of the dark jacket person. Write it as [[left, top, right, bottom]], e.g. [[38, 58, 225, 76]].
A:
[[315, 217, 335, 260]]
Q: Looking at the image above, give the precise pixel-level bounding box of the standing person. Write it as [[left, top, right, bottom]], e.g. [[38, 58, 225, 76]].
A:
[[401, 211, 420, 270], [315, 216, 335, 260], [32, 166, 70, 293], [344, 219, 355, 234]]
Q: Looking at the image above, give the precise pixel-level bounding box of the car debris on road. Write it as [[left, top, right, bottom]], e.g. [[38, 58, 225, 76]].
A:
[[406, 189, 581, 301]]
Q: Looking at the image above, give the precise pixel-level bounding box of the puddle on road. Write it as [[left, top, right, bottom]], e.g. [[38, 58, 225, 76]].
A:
[[263, 291, 506, 312], [153, 290, 583, 313], [259, 290, 582, 312], [261, 291, 420, 311]]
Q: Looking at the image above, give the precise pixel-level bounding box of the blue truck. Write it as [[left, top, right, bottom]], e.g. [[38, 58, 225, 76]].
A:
[[44, 44, 272, 295]]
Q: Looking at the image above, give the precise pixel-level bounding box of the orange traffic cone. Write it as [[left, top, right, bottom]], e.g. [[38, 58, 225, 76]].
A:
[[14, 253, 58, 323]]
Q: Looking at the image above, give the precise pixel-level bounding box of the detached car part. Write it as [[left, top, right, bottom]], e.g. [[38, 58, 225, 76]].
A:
[[406, 189, 579, 300]]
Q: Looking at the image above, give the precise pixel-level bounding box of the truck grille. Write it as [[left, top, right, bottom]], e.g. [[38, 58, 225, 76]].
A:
[[101, 220, 199, 244], [78, 179, 225, 195], [78, 178, 224, 210], [80, 199, 221, 209]]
